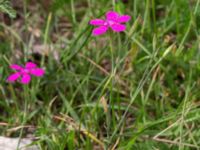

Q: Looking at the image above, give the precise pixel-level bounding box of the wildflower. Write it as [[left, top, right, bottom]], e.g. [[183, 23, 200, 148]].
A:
[[7, 62, 45, 84], [89, 11, 131, 36]]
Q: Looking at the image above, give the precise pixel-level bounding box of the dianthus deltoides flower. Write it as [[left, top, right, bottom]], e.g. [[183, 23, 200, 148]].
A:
[[7, 62, 45, 84], [90, 11, 131, 36]]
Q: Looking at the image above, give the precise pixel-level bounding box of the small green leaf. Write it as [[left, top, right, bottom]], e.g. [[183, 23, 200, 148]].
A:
[[0, 0, 16, 18]]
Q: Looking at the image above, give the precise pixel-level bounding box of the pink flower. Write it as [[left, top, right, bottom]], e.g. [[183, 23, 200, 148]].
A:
[[7, 62, 45, 84], [89, 11, 131, 36]]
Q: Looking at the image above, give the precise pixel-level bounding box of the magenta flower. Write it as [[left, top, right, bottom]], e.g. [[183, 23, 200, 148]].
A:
[[89, 11, 131, 36], [7, 62, 45, 84]]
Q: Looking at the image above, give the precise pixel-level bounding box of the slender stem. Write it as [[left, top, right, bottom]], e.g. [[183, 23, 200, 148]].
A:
[[194, 0, 200, 14], [17, 85, 29, 149], [142, 0, 150, 35], [23, 0, 28, 62], [107, 33, 115, 139], [151, 0, 157, 33], [71, 0, 76, 25], [109, 33, 114, 74], [112, 0, 115, 10], [133, 0, 138, 20], [42, 12, 52, 66]]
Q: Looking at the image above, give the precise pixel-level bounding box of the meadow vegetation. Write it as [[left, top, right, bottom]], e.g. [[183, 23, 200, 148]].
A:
[[0, 0, 200, 149]]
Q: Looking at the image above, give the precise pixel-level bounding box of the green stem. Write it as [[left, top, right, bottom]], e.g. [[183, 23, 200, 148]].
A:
[[17, 85, 29, 149], [142, 0, 150, 35], [151, 0, 157, 33], [112, 0, 115, 10], [23, 0, 28, 61], [71, 0, 76, 25]]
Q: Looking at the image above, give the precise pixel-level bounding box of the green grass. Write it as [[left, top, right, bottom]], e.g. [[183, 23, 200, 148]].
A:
[[0, 0, 200, 149]]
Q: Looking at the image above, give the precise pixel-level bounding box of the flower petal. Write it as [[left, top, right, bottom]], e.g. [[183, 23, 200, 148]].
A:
[[110, 23, 126, 32], [106, 11, 119, 21], [7, 73, 21, 82], [92, 26, 108, 35], [30, 68, 45, 77], [118, 15, 131, 23], [90, 19, 105, 26], [25, 62, 37, 69], [21, 74, 31, 84], [10, 64, 23, 70]]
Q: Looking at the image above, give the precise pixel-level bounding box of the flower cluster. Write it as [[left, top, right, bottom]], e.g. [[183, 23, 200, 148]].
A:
[[7, 11, 130, 84], [90, 11, 131, 35], [7, 62, 45, 84]]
